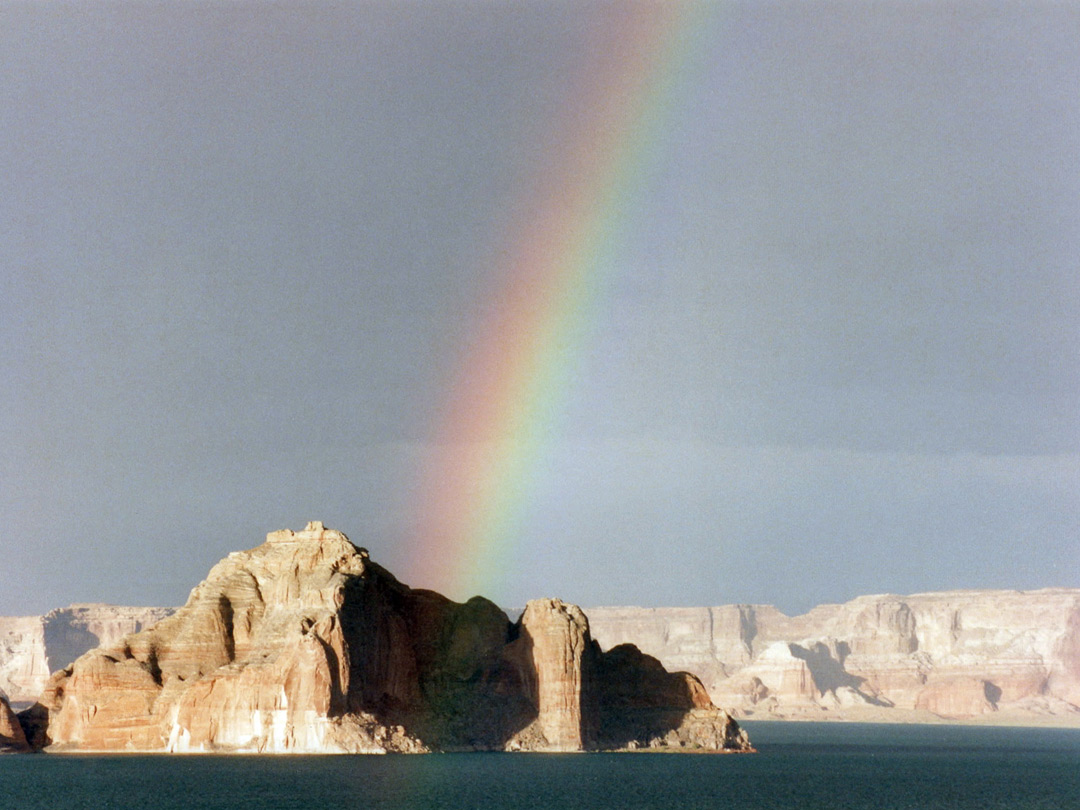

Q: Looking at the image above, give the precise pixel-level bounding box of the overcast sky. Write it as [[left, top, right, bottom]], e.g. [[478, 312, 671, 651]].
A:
[[2, 1, 1078, 617]]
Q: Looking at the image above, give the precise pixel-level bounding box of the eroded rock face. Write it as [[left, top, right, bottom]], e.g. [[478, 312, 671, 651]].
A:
[[501, 598, 748, 752], [0, 693, 28, 752], [20, 523, 751, 754], [587, 590, 1080, 723], [591, 641, 749, 751], [0, 617, 48, 709], [505, 599, 591, 750], [0, 605, 174, 706]]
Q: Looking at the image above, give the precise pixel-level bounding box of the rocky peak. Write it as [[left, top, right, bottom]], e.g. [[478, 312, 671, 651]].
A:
[[508, 598, 592, 750], [18, 525, 751, 754]]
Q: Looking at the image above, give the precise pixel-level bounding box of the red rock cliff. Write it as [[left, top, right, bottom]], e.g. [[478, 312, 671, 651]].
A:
[[20, 523, 751, 754], [0, 694, 28, 752]]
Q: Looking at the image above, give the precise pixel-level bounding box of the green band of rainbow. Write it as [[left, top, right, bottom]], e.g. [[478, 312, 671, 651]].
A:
[[407, 3, 716, 600]]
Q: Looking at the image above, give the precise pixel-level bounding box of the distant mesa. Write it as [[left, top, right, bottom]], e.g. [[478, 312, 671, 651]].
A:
[[587, 589, 1080, 725], [14, 522, 751, 754], [9, 528, 1075, 749], [0, 603, 176, 709]]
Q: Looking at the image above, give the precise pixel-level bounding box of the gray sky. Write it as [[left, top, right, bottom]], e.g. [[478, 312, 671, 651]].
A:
[[2, 1, 1077, 617]]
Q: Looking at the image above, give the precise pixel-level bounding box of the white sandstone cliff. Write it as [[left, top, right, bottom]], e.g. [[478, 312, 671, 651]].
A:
[[0, 605, 174, 706], [587, 589, 1080, 724]]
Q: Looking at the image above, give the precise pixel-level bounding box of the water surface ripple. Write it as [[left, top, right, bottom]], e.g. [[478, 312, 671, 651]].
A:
[[5, 723, 1079, 809]]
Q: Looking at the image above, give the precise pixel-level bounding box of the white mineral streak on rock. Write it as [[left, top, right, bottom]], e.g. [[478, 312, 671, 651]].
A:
[[20, 523, 749, 754]]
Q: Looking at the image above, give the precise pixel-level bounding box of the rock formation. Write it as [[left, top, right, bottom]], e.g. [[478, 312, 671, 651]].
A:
[[505, 600, 592, 750], [498, 599, 748, 752], [18, 523, 750, 754], [0, 616, 49, 709], [0, 693, 28, 752], [587, 590, 1080, 724], [9, 580, 1078, 729], [0, 605, 174, 707]]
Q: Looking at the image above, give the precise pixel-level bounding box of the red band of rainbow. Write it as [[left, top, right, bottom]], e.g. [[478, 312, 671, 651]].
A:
[[405, 3, 716, 600]]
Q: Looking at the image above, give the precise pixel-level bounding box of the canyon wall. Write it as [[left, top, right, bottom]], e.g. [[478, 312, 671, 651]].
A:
[[587, 589, 1080, 724], [0, 616, 48, 708], [0, 605, 174, 706], [7, 585, 1077, 727], [17, 523, 749, 754]]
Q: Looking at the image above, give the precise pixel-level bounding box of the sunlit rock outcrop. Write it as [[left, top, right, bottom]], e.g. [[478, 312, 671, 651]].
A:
[[0, 617, 48, 709], [587, 590, 1080, 723], [504, 599, 592, 750], [19, 523, 751, 754], [0, 605, 174, 706]]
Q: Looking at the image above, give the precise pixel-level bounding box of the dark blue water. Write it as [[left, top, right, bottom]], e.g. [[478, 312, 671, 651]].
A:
[[4, 723, 1079, 809]]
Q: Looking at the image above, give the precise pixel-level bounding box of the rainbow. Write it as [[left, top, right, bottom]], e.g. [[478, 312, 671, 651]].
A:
[[406, 4, 715, 600]]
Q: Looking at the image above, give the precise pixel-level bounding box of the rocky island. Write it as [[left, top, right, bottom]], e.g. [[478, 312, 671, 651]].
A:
[[15, 522, 751, 754]]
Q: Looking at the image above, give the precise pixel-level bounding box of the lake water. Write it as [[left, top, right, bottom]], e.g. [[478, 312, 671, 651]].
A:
[[4, 722, 1079, 809]]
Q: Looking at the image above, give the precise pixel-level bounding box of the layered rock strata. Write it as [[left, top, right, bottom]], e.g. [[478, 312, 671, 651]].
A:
[[500, 599, 748, 752], [0, 605, 174, 706], [587, 590, 1080, 723], [0, 617, 48, 709], [20, 523, 750, 754], [11, 587, 1077, 728]]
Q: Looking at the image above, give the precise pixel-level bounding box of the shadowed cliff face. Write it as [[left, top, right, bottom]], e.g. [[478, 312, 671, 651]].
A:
[[0, 694, 28, 752], [590, 642, 748, 750], [17, 523, 750, 754], [497, 599, 750, 752]]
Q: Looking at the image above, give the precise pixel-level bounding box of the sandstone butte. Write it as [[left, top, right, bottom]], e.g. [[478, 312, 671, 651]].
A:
[[14, 522, 752, 754]]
